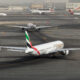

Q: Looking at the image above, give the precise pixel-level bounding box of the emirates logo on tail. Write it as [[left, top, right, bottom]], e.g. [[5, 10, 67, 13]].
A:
[[25, 31, 40, 55]]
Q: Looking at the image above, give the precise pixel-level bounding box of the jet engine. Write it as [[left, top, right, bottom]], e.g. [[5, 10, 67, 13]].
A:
[[60, 50, 69, 55]]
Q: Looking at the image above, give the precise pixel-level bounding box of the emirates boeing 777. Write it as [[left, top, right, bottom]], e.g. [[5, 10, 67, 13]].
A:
[[0, 31, 80, 57]]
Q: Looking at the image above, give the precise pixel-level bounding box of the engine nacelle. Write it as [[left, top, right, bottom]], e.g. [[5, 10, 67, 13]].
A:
[[60, 50, 69, 55], [65, 50, 69, 55], [37, 28, 41, 31]]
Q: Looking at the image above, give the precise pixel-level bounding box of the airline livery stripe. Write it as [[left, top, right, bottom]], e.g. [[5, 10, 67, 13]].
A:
[[32, 46, 40, 55], [25, 31, 29, 41], [26, 39, 30, 44], [30, 41, 40, 55]]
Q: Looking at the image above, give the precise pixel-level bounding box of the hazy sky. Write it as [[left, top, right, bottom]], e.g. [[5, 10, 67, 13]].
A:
[[0, 0, 68, 5]]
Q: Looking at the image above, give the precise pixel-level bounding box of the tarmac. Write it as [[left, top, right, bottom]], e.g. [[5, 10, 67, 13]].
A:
[[0, 11, 80, 80]]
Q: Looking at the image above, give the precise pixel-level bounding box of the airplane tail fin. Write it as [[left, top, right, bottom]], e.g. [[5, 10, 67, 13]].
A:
[[25, 31, 40, 55], [68, 9, 74, 15], [25, 31, 32, 48], [75, 7, 80, 10], [49, 8, 54, 12]]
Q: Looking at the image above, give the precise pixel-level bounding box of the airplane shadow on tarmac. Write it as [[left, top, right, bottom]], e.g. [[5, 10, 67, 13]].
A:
[[0, 53, 76, 70]]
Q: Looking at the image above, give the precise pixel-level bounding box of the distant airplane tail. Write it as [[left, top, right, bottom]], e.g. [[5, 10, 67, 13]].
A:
[[75, 7, 80, 10], [25, 31, 40, 55], [68, 9, 74, 15], [49, 8, 54, 12]]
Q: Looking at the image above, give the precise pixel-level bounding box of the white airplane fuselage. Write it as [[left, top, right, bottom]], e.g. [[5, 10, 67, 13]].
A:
[[25, 41, 64, 55]]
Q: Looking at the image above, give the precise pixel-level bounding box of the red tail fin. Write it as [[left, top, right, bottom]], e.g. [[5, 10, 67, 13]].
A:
[[75, 7, 80, 10], [49, 8, 54, 12], [69, 9, 74, 15]]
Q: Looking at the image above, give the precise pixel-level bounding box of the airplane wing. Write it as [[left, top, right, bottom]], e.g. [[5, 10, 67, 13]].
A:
[[8, 25, 53, 30], [36, 26, 53, 29], [47, 48, 80, 54], [57, 48, 80, 55], [0, 46, 26, 52], [57, 48, 80, 51], [9, 25, 29, 29]]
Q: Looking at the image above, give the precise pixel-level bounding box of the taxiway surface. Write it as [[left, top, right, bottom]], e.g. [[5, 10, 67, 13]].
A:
[[0, 14, 80, 80]]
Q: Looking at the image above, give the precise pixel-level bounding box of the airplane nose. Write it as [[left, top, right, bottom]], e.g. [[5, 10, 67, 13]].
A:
[[56, 41, 64, 49]]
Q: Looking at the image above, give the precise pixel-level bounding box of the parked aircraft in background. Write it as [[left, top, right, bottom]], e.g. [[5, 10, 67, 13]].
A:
[[0, 31, 80, 57], [69, 9, 80, 16], [31, 8, 54, 15], [68, 7, 80, 16], [0, 13, 7, 16]]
